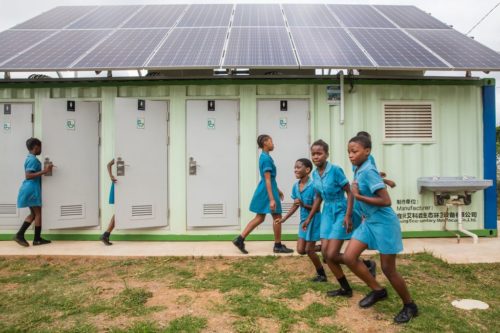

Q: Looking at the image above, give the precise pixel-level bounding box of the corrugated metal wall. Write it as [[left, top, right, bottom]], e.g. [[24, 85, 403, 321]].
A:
[[0, 81, 486, 237]]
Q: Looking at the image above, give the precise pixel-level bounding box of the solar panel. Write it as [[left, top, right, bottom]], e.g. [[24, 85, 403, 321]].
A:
[[233, 4, 285, 26], [1, 30, 111, 70], [282, 4, 340, 27], [224, 27, 297, 67], [147, 28, 227, 68], [374, 5, 450, 29], [122, 5, 187, 28], [0, 30, 56, 65], [350, 28, 448, 68], [67, 5, 142, 29], [290, 27, 373, 68], [177, 4, 233, 27], [13, 6, 98, 30], [329, 5, 395, 28], [73, 29, 168, 69], [408, 29, 500, 70]]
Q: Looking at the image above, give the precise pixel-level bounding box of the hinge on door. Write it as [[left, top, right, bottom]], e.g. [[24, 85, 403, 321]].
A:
[[98, 137, 101, 146], [168, 208, 170, 218], [238, 208, 241, 217], [167, 136, 170, 145], [99, 208, 101, 218], [98, 113, 102, 123], [237, 136, 240, 145], [237, 111, 240, 120], [31, 114, 34, 123], [308, 111, 311, 120], [167, 111, 170, 122]]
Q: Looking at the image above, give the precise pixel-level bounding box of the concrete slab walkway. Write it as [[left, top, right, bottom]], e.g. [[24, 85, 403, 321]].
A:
[[0, 237, 498, 264]]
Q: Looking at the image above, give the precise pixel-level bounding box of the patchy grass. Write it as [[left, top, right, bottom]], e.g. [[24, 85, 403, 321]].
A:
[[0, 253, 498, 332]]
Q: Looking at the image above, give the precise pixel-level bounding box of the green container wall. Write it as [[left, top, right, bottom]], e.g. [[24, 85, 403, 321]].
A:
[[0, 80, 493, 240]]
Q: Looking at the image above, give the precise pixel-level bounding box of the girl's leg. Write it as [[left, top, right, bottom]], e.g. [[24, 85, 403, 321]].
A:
[[343, 239, 383, 290], [379, 254, 412, 304], [271, 213, 293, 253], [107, 215, 115, 233], [296, 238, 306, 255], [14, 208, 36, 246], [305, 241, 327, 282], [271, 213, 282, 243], [32, 207, 50, 245], [324, 239, 346, 279], [233, 214, 266, 254], [241, 214, 266, 238], [101, 215, 115, 246], [380, 254, 419, 323]]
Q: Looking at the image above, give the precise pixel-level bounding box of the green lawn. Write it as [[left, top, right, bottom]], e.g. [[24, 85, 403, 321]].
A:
[[0, 253, 498, 332]]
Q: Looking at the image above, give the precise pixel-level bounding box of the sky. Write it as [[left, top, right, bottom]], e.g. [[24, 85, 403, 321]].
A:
[[0, 0, 499, 120]]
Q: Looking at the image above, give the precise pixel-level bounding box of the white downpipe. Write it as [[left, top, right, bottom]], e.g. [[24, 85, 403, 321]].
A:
[[456, 204, 478, 244]]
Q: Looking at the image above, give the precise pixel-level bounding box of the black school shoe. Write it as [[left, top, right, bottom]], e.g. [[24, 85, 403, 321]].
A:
[[273, 244, 293, 254], [33, 238, 51, 246], [359, 288, 388, 308], [232, 237, 248, 254], [327, 288, 353, 298], [394, 302, 419, 324], [13, 235, 29, 247], [311, 274, 327, 282], [100, 234, 113, 246]]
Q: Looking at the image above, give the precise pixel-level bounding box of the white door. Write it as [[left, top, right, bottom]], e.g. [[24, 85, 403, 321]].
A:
[[41, 100, 99, 229], [0, 103, 33, 228], [186, 100, 239, 227], [114, 98, 168, 229], [257, 99, 310, 228]]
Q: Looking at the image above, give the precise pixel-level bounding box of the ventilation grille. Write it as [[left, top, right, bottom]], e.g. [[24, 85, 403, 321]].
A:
[[384, 103, 433, 141], [202, 203, 225, 218], [60, 204, 84, 219], [0, 204, 17, 216], [131, 204, 154, 219], [282, 202, 295, 215]]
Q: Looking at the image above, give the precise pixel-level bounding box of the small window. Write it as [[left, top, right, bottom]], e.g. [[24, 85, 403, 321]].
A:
[[383, 102, 434, 143]]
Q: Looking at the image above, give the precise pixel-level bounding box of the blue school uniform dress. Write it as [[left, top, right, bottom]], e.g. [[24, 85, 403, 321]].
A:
[[291, 179, 321, 242], [17, 154, 42, 208], [249, 151, 282, 214], [351, 159, 403, 254], [109, 183, 115, 205], [352, 154, 377, 224], [312, 162, 356, 240]]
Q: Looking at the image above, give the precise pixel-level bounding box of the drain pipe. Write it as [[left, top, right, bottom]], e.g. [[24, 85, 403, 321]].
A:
[[456, 204, 478, 244]]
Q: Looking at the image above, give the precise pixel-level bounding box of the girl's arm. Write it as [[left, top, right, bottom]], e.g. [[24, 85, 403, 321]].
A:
[[276, 203, 299, 224], [344, 183, 353, 232], [351, 182, 391, 207], [107, 159, 116, 182], [383, 178, 396, 188], [26, 162, 53, 179], [301, 203, 313, 210], [264, 172, 276, 211], [303, 196, 322, 224]]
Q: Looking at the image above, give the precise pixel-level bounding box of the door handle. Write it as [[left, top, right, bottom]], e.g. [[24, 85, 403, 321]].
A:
[[189, 157, 199, 175], [43, 157, 53, 176], [116, 157, 129, 176]]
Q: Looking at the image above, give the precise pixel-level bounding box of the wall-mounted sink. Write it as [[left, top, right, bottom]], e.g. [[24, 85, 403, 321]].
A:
[[417, 176, 492, 194]]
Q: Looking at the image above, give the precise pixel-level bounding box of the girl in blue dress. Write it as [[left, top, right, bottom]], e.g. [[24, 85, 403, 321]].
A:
[[343, 135, 418, 324], [14, 138, 53, 247], [276, 158, 325, 282], [303, 139, 362, 298], [232, 134, 293, 254]]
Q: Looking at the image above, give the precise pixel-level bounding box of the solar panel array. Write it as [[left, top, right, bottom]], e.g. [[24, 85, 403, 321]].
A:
[[1, 4, 500, 71]]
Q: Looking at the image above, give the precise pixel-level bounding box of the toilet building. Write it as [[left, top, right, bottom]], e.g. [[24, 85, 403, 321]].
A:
[[0, 4, 498, 241]]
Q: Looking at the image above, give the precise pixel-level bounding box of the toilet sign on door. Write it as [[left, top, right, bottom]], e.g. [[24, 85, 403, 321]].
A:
[[65, 119, 76, 130], [137, 117, 145, 129], [207, 118, 216, 129], [279, 117, 287, 129]]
